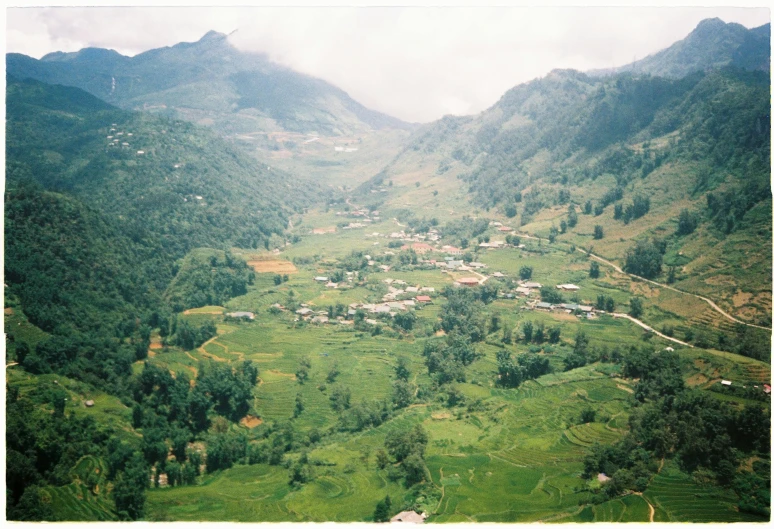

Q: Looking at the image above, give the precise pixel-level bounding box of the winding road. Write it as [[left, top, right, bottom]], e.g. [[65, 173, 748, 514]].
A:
[[611, 313, 693, 348], [516, 232, 770, 332]]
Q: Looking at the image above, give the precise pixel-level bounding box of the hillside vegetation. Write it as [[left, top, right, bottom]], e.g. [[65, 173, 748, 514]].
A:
[[360, 63, 770, 324], [4, 17, 771, 524]]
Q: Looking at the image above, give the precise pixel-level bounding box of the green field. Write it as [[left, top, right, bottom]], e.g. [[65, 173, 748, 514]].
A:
[[132, 215, 771, 521]]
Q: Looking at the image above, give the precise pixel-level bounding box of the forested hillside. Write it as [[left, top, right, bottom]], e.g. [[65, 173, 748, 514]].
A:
[[359, 61, 770, 325], [4, 16, 771, 524]]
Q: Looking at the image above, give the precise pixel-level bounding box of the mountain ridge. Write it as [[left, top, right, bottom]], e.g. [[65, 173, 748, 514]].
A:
[[7, 30, 413, 136], [588, 18, 770, 78]]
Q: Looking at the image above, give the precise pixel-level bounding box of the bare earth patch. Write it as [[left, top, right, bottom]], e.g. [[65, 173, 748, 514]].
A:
[[240, 415, 263, 428], [616, 384, 635, 394], [732, 291, 753, 307], [4, 307, 13, 315], [685, 373, 709, 387], [312, 227, 336, 234], [247, 259, 298, 274], [432, 412, 451, 420]]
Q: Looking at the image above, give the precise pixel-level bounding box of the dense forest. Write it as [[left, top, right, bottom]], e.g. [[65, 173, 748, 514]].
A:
[[3, 78, 320, 519]]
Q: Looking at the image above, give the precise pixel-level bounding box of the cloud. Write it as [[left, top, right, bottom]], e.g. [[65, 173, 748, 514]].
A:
[[6, 6, 770, 123]]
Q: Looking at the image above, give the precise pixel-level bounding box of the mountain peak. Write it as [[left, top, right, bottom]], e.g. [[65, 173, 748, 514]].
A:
[[199, 30, 227, 42], [588, 17, 769, 79], [695, 17, 726, 30]]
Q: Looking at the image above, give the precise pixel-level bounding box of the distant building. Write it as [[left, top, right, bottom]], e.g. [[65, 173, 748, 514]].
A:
[[442, 245, 463, 256], [227, 311, 255, 320], [458, 277, 480, 286], [314, 276, 329, 282], [556, 284, 581, 291], [416, 295, 432, 303], [411, 243, 434, 254], [390, 511, 427, 524]]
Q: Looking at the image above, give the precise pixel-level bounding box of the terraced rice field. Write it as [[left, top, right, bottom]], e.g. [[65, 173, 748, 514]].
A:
[[644, 468, 766, 523], [41, 456, 116, 521]]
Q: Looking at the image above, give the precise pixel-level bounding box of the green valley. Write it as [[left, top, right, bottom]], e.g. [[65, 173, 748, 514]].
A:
[[5, 14, 771, 524]]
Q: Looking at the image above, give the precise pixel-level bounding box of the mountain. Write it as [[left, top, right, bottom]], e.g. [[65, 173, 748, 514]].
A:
[[6, 31, 412, 137], [5, 76, 316, 336], [589, 18, 770, 78], [357, 27, 770, 326]]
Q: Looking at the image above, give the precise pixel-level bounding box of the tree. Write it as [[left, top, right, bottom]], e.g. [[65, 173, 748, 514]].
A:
[[548, 326, 561, 344], [584, 200, 592, 214], [326, 362, 340, 383], [497, 350, 524, 388], [273, 274, 283, 286], [629, 297, 643, 319], [593, 225, 604, 240], [605, 297, 615, 313], [374, 495, 392, 522], [560, 220, 568, 234], [567, 205, 578, 228], [296, 357, 311, 384], [329, 385, 351, 412], [676, 209, 698, 236], [384, 425, 428, 462], [504, 203, 517, 218], [548, 226, 558, 243], [403, 454, 428, 486], [580, 409, 596, 423], [501, 324, 513, 344], [623, 240, 662, 279], [113, 453, 148, 521], [395, 357, 410, 381], [391, 380, 414, 409], [589, 261, 600, 278], [294, 393, 304, 418], [519, 266, 533, 280], [667, 266, 677, 284], [522, 321, 534, 343], [375, 449, 390, 470], [393, 311, 417, 332]]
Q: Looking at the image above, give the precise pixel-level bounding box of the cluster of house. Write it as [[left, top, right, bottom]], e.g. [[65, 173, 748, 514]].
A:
[[294, 305, 346, 325], [381, 279, 435, 303], [335, 208, 381, 224], [106, 124, 144, 154], [384, 229, 441, 243], [294, 293, 435, 326], [720, 380, 772, 394], [520, 283, 600, 318], [313, 272, 360, 289]]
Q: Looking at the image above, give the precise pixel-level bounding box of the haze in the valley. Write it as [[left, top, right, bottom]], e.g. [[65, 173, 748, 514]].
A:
[[6, 6, 770, 122]]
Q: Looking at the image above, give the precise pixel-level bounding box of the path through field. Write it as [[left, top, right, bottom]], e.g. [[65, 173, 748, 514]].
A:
[[516, 232, 771, 331], [584, 249, 770, 331], [633, 492, 655, 522], [611, 313, 693, 348]]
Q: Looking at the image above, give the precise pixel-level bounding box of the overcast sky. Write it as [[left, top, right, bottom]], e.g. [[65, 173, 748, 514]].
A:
[[5, 5, 770, 123]]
